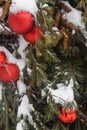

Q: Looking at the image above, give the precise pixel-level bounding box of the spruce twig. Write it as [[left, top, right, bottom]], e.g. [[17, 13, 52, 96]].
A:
[[2, 89, 9, 130]]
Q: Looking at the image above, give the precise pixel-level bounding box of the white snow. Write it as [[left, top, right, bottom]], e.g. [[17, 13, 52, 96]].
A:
[[17, 80, 26, 95], [16, 120, 24, 130], [27, 67, 32, 75], [62, 1, 85, 29], [0, 8, 2, 17], [18, 35, 28, 60], [10, 0, 38, 20], [50, 79, 74, 104], [0, 47, 25, 72], [42, 4, 48, 8], [17, 95, 34, 125]]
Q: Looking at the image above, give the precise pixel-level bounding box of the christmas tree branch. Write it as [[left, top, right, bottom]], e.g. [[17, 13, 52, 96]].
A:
[[3, 89, 9, 130]]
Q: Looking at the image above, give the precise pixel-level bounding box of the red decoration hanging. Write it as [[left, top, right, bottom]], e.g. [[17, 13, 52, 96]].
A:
[[59, 106, 77, 124], [0, 51, 7, 64], [0, 63, 20, 82], [23, 25, 43, 44], [8, 11, 35, 34]]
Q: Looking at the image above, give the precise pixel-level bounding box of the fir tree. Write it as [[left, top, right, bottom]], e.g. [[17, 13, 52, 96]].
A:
[[0, 0, 87, 130]]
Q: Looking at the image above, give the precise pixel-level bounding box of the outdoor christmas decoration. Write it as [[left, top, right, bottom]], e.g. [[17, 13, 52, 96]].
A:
[[0, 63, 20, 82], [23, 25, 43, 44], [0, 51, 7, 64], [59, 106, 77, 124], [8, 11, 35, 34], [0, 0, 87, 130]]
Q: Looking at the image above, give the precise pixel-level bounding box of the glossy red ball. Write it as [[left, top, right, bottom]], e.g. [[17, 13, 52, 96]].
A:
[[8, 11, 35, 34], [59, 107, 77, 124], [0, 63, 20, 82], [23, 26, 43, 44], [0, 51, 7, 64]]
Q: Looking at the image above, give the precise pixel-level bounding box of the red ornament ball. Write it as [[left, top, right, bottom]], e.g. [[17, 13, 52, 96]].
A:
[[23, 26, 43, 44], [0, 63, 20, 82], [0, 51, 7, 64], [59, 107, 77, 124], [8, 11, 35, 34]]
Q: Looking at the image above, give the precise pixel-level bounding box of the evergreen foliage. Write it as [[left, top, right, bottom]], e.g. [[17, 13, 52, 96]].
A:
[[0, 0, 87, 130]]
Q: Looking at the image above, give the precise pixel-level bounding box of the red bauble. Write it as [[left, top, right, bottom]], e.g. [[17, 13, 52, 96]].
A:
[[0, 63, 20, 82], [8, 11, 35, 34], [23, 26, 43, 44], [59, 107, 77, 124], [0, 51, 7, 64]]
